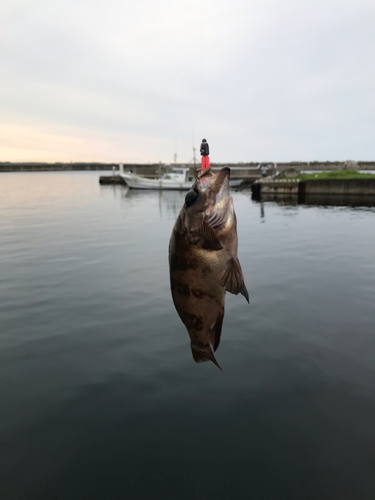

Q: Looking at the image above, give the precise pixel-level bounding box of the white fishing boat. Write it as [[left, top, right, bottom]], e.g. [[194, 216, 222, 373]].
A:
[[120, 165, 193, 190], [119, 164, 243, 190]]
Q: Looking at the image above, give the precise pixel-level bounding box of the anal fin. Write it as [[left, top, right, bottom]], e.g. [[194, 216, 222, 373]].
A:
[[209, 306, 224, 351]]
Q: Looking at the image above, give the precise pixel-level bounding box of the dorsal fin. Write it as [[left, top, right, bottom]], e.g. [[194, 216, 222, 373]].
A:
[[220, 257, 250, 303]]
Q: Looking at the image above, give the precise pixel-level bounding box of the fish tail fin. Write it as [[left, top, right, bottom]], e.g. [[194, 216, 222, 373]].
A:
[[191, 342, 223, 370]]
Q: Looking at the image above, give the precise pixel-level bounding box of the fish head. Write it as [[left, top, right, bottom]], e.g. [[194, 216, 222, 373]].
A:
[[181, 167, 235, 246]]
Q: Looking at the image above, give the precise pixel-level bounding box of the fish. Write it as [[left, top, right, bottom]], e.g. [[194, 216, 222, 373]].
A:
[[169, 166, 249, 369]]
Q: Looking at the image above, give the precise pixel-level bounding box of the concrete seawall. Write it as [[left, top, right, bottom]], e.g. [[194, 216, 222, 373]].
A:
[[300, 178, 375, 195], [252, 178, 375, 198]]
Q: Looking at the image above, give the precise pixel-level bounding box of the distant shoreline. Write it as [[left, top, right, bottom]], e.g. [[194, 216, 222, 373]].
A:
[[1, 160, 375, 172]]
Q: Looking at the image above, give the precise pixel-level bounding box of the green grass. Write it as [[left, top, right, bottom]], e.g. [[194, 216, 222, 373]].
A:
[[281, 170, 375, 180]]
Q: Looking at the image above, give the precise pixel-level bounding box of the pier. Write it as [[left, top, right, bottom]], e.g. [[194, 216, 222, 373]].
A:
[[99, 175, 126, 185]]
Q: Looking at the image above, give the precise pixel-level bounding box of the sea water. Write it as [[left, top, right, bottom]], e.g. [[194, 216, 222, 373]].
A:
[[1, 172, 375, 499]]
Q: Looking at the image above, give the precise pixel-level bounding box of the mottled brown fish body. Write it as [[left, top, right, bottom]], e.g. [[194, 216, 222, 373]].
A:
[[170, 222, 226, 368], [169, 167, 249, 368]]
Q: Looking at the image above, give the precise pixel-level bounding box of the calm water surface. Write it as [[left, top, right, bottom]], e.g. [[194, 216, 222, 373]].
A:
[[1, 172, 375, 499]]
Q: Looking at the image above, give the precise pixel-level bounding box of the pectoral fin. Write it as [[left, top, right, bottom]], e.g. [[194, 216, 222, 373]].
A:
[[206, 210, 226, 230], [197, 220, 223, 251], [220, 257, 250, 303]]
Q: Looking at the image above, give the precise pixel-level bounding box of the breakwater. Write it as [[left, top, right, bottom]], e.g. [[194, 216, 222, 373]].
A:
[[0, 162, 119, 172]]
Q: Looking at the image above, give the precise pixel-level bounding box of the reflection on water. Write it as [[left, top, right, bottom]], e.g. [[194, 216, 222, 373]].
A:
[[1, 173, 375, 500], [303, 193, 375, 207], [253, 192, 375, 222], [115, 185, 186, 218], [255, 192, 375, 208]]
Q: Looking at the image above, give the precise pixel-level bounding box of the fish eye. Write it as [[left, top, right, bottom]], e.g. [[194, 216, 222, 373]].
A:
[[185, 189, 198, 207]]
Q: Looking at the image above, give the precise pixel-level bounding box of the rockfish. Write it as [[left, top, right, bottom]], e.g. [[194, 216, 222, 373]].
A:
[[169, 167, 249, 369]]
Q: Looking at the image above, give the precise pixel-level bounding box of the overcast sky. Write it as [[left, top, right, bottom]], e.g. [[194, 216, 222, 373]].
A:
[[1, 0, 375, 163]]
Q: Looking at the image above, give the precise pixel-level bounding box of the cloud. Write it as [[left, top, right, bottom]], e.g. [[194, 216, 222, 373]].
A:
[[1, 0, 375, 162]]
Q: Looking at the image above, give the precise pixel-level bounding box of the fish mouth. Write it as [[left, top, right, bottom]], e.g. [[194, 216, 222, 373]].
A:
[[219, 166, 231, 178], [197, 167, 213, 179], [196, 166, 230, 181], [203, 167, 232, 225], [194, 166, 231, 199], [212, 167, 230, 197]]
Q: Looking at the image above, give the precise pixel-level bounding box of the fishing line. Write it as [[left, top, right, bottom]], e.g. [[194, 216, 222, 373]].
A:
[[200, 0, 204, 74]]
